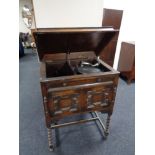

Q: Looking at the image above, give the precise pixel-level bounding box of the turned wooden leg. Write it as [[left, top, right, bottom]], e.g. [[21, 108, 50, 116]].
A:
[[104, 114, 111, 138], [47, 128, 54, 151]]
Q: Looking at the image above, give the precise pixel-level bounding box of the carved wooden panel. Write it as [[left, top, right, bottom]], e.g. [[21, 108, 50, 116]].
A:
[[48, 90, 80, 116], [47, 81, 115, 118], [87, 88, 112, 109], [53, 94, 79, 115]]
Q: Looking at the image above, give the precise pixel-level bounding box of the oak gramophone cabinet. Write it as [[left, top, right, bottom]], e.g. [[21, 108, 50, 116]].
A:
[[34, 27, 119, 151]]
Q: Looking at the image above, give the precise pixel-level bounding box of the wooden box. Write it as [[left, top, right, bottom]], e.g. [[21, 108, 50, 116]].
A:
[[34, 27, 119, 150]]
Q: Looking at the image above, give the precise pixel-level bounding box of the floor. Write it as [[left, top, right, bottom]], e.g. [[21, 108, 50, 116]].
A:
[[19, 49, 135, 155]]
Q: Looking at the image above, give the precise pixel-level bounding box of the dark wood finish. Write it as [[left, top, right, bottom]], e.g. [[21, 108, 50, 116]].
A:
[[117, 42, 135, 84], [34, 27, 118, 61], [101, 9, 123, 66], [102, 9, 123, 29], [34, 28, 119, 130]]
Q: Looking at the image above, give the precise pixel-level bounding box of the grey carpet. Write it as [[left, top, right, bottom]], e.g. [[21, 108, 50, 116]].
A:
[[19, 49, 135, 155]]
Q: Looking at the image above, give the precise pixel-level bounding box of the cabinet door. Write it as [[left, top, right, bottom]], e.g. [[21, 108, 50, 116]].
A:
[[47, 81, 114, 117]]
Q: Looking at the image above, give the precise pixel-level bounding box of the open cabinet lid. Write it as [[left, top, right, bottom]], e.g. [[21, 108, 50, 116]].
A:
[[33, 27, 119, 61]]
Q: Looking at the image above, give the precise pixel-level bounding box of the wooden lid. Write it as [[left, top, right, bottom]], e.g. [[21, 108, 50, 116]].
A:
[[33, 27, 119, 61]]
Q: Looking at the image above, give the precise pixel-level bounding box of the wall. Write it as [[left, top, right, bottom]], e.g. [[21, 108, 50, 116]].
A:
[[33, 0, 103, 28], [104, 0, 135, 69]]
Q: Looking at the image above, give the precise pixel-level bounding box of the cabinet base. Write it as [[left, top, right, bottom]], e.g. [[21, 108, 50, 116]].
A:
[[47, 112, 111, 151]]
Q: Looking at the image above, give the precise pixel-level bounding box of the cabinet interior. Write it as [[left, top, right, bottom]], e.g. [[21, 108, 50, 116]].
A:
[[45, 57, 110, 78]]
